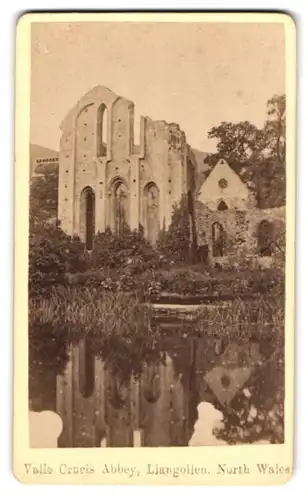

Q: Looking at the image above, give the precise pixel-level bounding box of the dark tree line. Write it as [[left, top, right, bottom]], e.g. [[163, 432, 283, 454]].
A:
[[205, 94, 286, 208]]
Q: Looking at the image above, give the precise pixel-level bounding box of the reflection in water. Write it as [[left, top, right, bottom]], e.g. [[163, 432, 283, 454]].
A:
[[143, 363, 161, 403], [56, 337, 203, 447], [32, 332, 266, 448]]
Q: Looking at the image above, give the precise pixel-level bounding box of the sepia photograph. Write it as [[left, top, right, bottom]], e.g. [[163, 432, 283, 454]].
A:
[[9, 12, 295, 484], [26, 16, 290, 451]]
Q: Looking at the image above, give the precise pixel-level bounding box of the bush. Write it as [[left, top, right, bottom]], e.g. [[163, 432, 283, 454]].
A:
[[29, 222, 88, 298], [91, 226, 162, 271]]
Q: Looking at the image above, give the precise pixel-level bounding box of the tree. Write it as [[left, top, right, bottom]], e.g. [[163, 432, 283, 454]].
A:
[[207, 121, 265, 166], [205, 94, 286, 208], [263, 94, 286, 164], [206, 94, 286, 166]]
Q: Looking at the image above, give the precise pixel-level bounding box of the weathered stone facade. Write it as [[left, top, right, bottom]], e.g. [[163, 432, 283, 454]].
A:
[[58, 86, 194, 248], [195, 199, 285, 268], [193, 158, 286, 268], [196, 159, 256, 211], [57, 86, 285, 267]]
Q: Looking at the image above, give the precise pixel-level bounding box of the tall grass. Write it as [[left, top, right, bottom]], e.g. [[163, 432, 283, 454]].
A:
[[29, 287, 284, 379], [29, 287, 163, 382], [193, 296, 284, 343]]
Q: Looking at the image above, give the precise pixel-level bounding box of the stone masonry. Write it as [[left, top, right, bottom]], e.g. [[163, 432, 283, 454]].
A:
[[58, 86, 194, 248], [57, 85, 285, 266]]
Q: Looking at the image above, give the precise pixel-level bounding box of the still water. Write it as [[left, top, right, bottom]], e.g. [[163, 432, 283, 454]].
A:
[[30, 327, 263, 447]]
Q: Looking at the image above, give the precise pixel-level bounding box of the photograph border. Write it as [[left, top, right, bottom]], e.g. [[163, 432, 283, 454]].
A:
[[13, 11, 296, 485]]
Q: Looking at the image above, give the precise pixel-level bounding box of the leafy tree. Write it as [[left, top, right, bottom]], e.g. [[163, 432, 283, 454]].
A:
[[207, 121, 265, 165], [205, 94, 286, 208], [206, 94, 286, 167], [263, 94, 286, 164]]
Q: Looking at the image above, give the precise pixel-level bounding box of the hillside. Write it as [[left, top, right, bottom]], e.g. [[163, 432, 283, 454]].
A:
[[30, 144, 59, 177]]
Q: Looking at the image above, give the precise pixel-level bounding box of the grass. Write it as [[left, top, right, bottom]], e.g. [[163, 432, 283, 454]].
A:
[[193, 296, 284, 342], [29, 287, 163, 382], [29, 287, 284, 362]]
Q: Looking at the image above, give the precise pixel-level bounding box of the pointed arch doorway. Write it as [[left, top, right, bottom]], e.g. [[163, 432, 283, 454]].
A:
[[109, 178, 129, 234], [80, 186, 95, 250]]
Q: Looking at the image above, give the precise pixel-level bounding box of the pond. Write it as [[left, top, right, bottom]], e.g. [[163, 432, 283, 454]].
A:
[[29, 302, 283, 447]]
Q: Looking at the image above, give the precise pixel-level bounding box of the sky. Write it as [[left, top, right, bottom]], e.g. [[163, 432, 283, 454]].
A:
[[30, 21, 285, 153]]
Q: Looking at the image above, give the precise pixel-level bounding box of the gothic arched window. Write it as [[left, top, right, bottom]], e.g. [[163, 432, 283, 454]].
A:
[[258, 220, 275, 257], [97, 103, 107, 157], [110, 179, 129, 234], [212, 222, 225, 257]]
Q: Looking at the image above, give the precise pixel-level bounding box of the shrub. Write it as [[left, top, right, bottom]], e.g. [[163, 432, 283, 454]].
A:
[[29, 222, 88, 298], [91, 226, 161, 271]]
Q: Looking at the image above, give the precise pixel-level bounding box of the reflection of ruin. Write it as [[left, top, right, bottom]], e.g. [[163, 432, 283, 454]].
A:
[[56, 341, 197, 447], [55, 335, 264, 447]]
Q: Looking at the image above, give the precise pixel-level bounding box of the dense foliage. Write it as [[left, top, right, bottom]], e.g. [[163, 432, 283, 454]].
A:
[[157, 195, 193, 263], [92, 226, 162, 272], [207, 94, 285, 165], [205, 94, 286, 208], [29, 222, 87, 298], [30, 172, 58, 224]]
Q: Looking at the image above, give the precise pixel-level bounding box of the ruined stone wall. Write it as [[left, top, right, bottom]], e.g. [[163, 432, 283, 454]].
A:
[[58, 86, 120, 236], [139, 118, 189, 231], [194, 200, 286, 268], [58, 85, 196, 244]]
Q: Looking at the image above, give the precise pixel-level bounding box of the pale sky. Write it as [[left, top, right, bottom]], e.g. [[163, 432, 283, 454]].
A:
[[30, 21, 285, 153]]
